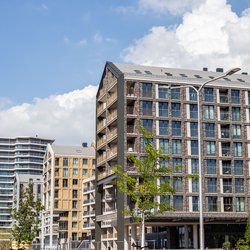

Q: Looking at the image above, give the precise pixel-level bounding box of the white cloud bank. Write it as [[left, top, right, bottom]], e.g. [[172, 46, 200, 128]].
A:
[[123, 0, 250, 73], [0, 85, 98, 145]]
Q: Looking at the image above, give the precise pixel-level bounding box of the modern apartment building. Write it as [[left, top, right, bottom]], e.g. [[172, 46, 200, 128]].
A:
[[41, 144, 95, 249], [0, 136, 52, 240], [95, 62, 250, 249]]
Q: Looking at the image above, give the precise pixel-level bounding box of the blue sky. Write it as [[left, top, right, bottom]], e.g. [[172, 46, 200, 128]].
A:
[[0, 0, 250, 144]]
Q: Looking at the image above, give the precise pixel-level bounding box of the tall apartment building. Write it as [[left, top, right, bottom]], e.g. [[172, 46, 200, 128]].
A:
[[0, 136, 52, 240], [41, 144, 95, 249], [96, 62, 250, 249]]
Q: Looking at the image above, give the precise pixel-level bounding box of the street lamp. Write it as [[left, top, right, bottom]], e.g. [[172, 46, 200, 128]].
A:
[[169, 67, 240, 250]]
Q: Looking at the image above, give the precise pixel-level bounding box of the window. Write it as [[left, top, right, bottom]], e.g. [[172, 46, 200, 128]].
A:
[[92, 159, 96, 165], [221, 142, 230, 156], [173, 177, 182, 192], [73, 179, 78, 185], [72, 222, 77, 228], [205, 123, 215, 137], [222, 160, 231, 175], [173, 196, 183, 211], [172, 139, 182, 154], [224, 197, 233, 212], [233, 142, 242, 157], [72, 200, 78, 209], [232, 125, 241, 138], [142, 119, 153, 132], [72, 233, 77, 241], [234, 160, 243, 175], [142, 83, 152, 97], [248, 91, 250, 104], [190, 122, 198, 137], [172, 121, 181, 136], [207, 197, 217, 212], [189, 88, 197, 101], [192, 178, 199, 192], [223, 179, 232, 193], [207, 178, 217, 192], [92, 169, 95, 175], [159, 139, 169, 154], [235, 178, 244, 193], [191, 140, 198, 155], [83, 158, 88, 165], [82, 169, 88, 175], [206, 141, 216, 155], [231, 89, 240, 104], [63, 179, 68, 187], [232, 107, 241, 121], [171, 103, 181, 118], [158, 85, 168, 99], [160, 194, 170, 204], [72, 211, 77, 217], [191, 159, 199, 174], [159, 102, 168, 117], [72, 190, 78, 199], [63, 168, 68, 177], [204, 88, 214, 102], [73, 168, 78, 175], [190, 104, 198, 118], [142, 138, 153, 153], [63, 158, 68, 166], [219, 89, 228, 103], [159, 121, 169, 135], [220, 107, 229, 121], [142, 101, 152, 116], [172, 158, 182, 173], [192, 196, 199, 211], [221, 124, 230, 138], [160, 157, 169, 168], [204, 106, 214, 119], [55, 179, 59, 187], [171, 88, 180, 99], [73, 158, 78, 164], [236, 197, 245, 212], [206, 159, 216, 174], [54, 201, 58, 208]]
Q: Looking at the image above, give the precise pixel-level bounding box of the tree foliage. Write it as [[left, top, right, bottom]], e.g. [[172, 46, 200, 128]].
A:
[[11, 183, 43, 245], [114, 126, 174, 222], [237, 213, 250, 250]]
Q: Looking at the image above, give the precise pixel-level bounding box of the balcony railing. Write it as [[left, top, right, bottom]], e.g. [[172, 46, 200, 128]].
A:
[[107, 92, 117, 106], [97, 103, 106, 115], [127, 125, 135, 133], [97, 119, 106, 131], [107, 128, 117, 141], [97, 152, 106, 164], [97, 136, 106, 148], [97, 168, 115, 180], [221, 131, 230, 138], [107, 110, 117, 123], [107, 146, 117, 159]]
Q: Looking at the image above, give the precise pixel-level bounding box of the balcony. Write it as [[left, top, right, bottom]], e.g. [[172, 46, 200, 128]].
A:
[[220, 94, 229, 103], [127, 106, 136, 116], [107, 110, 117, 124], [83, 222, 95, 228], [127, 86, 136, 97], [83, 210, 95, 216], [83, 186, 95, 192], [222, 148, 230, 157], [107, 77, 117, 91], [97, 102, 106, 116], [220, 112, 229, 121], [107, 92, 117, 107], [97, 168, 115, 180], [83, 198, 95, 205], [107, 146, 117, 159], [107, 128, 117, 141], [97, 119, 106, 132], [97, 152, 106, 165], [127, 125, 135, 134], [97, 136, 106, 149], [221, 130, 230, 138]]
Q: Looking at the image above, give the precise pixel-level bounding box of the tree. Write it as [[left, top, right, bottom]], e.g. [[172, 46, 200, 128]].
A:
[[11, 183, 43, 247], [114, 126, 175, 249], [237, 213, 250, 250]]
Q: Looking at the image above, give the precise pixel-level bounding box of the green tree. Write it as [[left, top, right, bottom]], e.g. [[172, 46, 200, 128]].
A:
[[11, 183, 43, 247], [237, 213, 250, 250], [114, 126, 174, 249]]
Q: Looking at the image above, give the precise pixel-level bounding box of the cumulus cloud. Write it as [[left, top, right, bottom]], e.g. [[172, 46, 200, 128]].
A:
[[139, 0, 204, 15], [123, 0, 250, 73], [0, 85, 98, 145]]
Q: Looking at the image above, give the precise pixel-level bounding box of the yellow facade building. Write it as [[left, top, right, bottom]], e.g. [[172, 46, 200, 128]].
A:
[[41, 144, 95, 249]]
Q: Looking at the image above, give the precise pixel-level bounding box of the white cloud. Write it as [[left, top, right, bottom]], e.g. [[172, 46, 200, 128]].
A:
[[0, 97, 13, 110], [123, 0, 250, 73], [78, 39, 87, 46], [0, 85, 98, 145], [139, 0, 204, 15]]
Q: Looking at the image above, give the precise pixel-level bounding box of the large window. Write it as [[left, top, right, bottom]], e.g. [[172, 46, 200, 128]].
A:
[[189, 87, 197, 101], [63, 158, 68, 167], [192, 178, 199, 192], [205, 123, 215, 137], [172, 158, 182, 173], [204, 88, 214, 102], [63, 168, 68, 177], [160, 157, 169, 168], [171, 88, 180, 99], [234, 160, 243, 175], [235, 178, 244, 193], [159, 102, 168, 117], [191, 159, 199, 174], [232, 107, 241, 121], [191, 140, 198, 155], [159, 139, 169, 154], [190, 104, 198, 119], [233, 142, 242, 157], [223, 178, 232, 193], [158, 85, 168, 99], [173, 177, 182, 192], [192, 196, 199, 211], [232, 124, 241, 139], [204, 106, 214, 120], [159, 120, 169, 135], [222, 160, 231, 175], [207, 178, 217, 193], [63, 179, 68, 187], [206, 141, 216, 155], [172, 121, 181, 136], [231, 89, 240, 104], [172, 139, 182, 154], [173, 195, 183, 211], [206, 159, 216, 174], [142, 119, 153, 132], [207, 197, 217, 212], [236, 197, 245, 212], [190, 122, 198, 137], [142, 101, 152, 116], [142, 83, 152, 97], [171, 103, 181, 118]]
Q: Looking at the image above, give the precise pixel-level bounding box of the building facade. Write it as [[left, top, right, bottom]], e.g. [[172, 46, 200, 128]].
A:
[[0, 136, 52, 240], [41, 144, 95, 249], [95, 62, 250, 249]]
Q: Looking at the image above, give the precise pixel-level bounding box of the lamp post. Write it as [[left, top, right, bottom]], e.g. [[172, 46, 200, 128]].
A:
[[169, 67, 240, 250]]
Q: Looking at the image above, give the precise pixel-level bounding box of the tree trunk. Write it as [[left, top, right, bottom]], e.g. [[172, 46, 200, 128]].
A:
[[141, 213, 145, 249]]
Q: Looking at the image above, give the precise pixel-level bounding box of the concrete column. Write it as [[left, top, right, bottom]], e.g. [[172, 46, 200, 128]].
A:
[[131, 225, 137, 246], [193, 224, 198, 249], [124, 226, 129, 250], [184, 225, 189, 248]]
